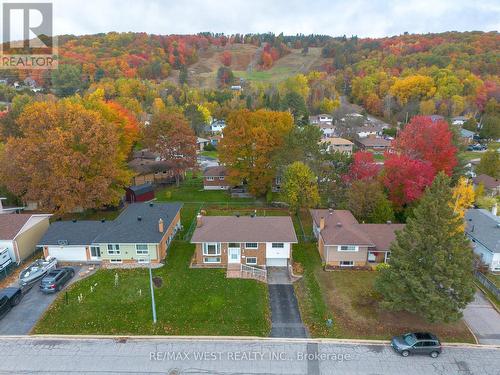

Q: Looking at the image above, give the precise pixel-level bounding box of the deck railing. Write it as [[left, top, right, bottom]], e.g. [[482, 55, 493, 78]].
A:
[[240, 264, 267, 282]]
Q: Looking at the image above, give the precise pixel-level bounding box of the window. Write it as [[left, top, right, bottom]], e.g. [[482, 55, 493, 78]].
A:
[[367, 252, 376, 263], [340, 260, 354, 267], [228, 243, 240, 248], [136, 244, 149, 255], [109, 259, 122, 264], [385, 252, 391, 262], [246, 257, 257, 265], [219, 176, 225, 180], [203, 257, 221, 264], [245, 243, 258, 249], [90, 246, 101, 258], [206, 176, 214, 181], [339, 245, 358, 252], [107, 244, 120, 255], [137, 257, 150, 264], [203, 243, 221, 255], [272, 243, 284, 248]]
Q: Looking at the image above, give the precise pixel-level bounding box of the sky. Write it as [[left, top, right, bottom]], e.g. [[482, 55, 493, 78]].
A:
[[3, 0, 500, 41]]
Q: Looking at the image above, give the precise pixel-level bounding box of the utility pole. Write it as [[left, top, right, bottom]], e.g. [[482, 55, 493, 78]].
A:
[[148, 257, 157, 324]]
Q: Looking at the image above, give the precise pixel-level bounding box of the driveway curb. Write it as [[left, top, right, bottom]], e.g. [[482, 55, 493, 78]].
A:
[[1, 334, 498, 349]]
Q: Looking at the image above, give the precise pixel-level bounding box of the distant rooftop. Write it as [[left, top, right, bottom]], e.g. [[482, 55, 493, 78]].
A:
[[465, 209, 500, 253]]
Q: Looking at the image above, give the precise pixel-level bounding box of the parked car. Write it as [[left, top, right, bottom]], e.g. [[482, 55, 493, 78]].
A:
[[0, 287, 23, 320], [391, 332, 442, 358], [39, 267, 75, 293]]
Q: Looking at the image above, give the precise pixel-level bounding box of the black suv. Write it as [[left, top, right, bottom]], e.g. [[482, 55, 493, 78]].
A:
[[391, 332, 442, 358], [0, 287, 23, 320], [40, 267, 75, 293]]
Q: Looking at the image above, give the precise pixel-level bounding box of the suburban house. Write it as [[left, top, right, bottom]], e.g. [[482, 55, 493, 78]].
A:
[[125, 183, 155, 203], [354, 136, 392, 154], [190, 215, 298, 272], [318, 123, 337, 138], [39, 202, 182, 265], [465, 209, 500, 272], [203, 166, 230, 190], [128, 149, 175, 185], [322, 137, 354, 154], [197, 137, 210, 151], [310, 209, 404, 268], [354, 125, 383, 138], [460, 128, 475, 143], [209, 119, 226, 133], [309, 114, 333, 125], [452, 116, 468, 126], [0, 213, 51, 264], [473, 174, 500, 196]]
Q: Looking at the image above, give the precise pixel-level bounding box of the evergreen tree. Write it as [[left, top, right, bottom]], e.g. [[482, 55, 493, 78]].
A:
[[375, 172, 475, 323]]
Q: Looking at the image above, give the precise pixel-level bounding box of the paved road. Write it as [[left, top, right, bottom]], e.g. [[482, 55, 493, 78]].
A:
[[463, 291, 500, 345], [0, 336, 498, 374], [268, 268, 307, 338]]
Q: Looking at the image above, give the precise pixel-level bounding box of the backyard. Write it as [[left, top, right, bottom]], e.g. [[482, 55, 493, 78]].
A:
[[33, 240, 270, 336], [292, 242, 475, 343]]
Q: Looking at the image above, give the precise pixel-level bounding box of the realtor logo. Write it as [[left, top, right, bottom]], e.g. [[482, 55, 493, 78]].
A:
[[1, 2, 57, 69]]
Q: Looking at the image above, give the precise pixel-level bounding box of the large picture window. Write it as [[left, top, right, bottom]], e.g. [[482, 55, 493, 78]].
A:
[[203, 243, 221, 255]]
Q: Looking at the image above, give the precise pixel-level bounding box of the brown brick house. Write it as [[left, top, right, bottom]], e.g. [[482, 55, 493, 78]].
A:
[[190, 215, 297, 269], [203, 166, 230, 190], [310, 209, 404, 268]]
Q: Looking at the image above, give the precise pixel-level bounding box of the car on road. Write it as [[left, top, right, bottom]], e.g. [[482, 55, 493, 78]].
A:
[[40, 267, 75, 293], [467, 143, 487, 151], [0, 287, 23, 320], [391, 332, 442, 358]]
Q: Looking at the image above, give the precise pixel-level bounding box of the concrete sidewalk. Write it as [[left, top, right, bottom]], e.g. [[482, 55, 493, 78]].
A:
[[463, 291, 500, 345]]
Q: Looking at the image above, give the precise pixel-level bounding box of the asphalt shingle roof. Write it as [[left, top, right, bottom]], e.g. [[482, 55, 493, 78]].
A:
[[39, 221, 113, 246], [0, 214, 33, 239], [39, 203, 182, 246], [465, 209, 500, 253], [191, 216, 298, 243]]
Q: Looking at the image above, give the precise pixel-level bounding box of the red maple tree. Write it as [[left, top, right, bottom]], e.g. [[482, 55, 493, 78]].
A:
[[344, 151, 381, 182]]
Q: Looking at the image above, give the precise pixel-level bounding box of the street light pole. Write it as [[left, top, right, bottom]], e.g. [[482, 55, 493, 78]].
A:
[[148, 257, 157, 324]]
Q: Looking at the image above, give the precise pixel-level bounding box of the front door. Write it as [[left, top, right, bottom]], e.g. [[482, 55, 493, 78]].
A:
[[228, 247, 241, 264]]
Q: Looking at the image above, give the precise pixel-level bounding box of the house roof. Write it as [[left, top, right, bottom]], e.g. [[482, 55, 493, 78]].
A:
[[197, 137, 209, 143], [322, 137, 353, 146], [39, 203, 182, 246], [94, 202, 182, 244], [356, 136, 392, 147], [460, 128, 475, 138], [465, 209, 500, 253], [132, 149, 159, 160], [191, 216, 298, 243], [0, 214, 33, 239], [39, 221, 113, 246], [128, 158, 172, 175], [204, 166, 227, 177], [127, 183, 154, 195], [473, 174, 500, 190], [310, 209, 404, 249]]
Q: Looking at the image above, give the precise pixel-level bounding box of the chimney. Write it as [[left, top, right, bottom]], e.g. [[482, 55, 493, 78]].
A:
[[137, 216, 142, 221], [336, 222, 342, 227], [196, 214, 203, 227], [492, 203, 498, 216], [158, 218, 164, 233], [319, 217, 325, 231]]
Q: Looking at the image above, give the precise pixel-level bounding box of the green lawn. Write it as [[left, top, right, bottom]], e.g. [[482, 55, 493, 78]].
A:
[[292, 238, 475, 342], [200, 150, 219, 159], [156, 174, 253, 203], [234, 66, 295, 83], [33, 241, 270, 336]]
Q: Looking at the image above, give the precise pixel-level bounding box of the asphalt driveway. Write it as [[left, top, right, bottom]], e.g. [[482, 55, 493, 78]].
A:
[[463, 291, 500, 345], [268, 268, 307, 338], [0, 266, 82, 335]]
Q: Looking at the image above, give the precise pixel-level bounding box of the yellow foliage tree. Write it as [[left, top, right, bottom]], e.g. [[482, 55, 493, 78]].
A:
[[452, 177, 475, 230], [390, 75, 436, 105]]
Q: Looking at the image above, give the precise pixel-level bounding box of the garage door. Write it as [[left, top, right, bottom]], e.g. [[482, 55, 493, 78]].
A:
[[266, 258, 288, 267], [47, 246, 87, 262]]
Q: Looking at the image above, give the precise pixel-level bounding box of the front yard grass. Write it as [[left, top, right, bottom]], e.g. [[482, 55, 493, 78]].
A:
[[293, 242, 475, 343], [200, 150, 219, 159], [487, 273, 500, 288], [33, 241, 270, 336]]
